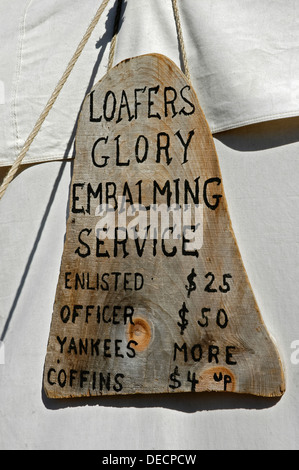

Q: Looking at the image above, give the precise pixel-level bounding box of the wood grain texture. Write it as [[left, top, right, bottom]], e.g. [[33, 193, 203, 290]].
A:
[[43, 54, 285, 398]]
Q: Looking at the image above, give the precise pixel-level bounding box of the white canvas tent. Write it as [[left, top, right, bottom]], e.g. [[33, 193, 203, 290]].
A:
[[0, 0, 299, 450]]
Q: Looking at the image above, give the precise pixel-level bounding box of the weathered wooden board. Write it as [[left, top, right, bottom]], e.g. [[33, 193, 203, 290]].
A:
[[43, 53, 285, 398]]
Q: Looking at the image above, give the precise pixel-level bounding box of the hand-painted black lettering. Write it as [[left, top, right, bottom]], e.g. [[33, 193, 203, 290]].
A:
[[60, 305, 71, 323], [105, 181, 117, 206], [99, 372, 110, 391], [164, 86, 178, 118], [148, 85, 161, 119], [72, 183, 85, 213], [115, 339, 124, 358], [169, 366, 182, 389], [134, 87, 147, 119], [91, 137, 109, 168], [184, 177, 200, 204], [153, 180, 172, 205], [116, 89, 134, 123], [103, 90, 116, 121], [134, 225, 150, 257], [197, 307, 210, 327], [175, 129, 195, 164], [173, 342, 188, 362], [204, 272, 217, 292], [216, 309, 229, 329], [219, 274, 232, 293], [47, 368, 56, 386], [115, 134, 130, 166], [203, 177, 222, 210], [226, 346, 237, 365], [179, 85, 195, 115], [103, 338, 112, 358], [208, 345, 219, 363], [187, 371, 199, 392], [89, 90, 102, 122], [86, 182, 102, 214], [114, 227, 129, 258], [96, 237, 110, 258], [126, 340, 138, 358], [182, 226, 199, 257], [56, 336, 67, 353], [161, 228, 177, 257], [113, 373, 125, 392], [75, 228, 91, 258], [224, 375, 232, 391], [156, 132, 171, 165], [177, 302, 189, 335], [191, 344, 203, 362], [64, 272, 72, 289], [185, 268, 197, 297], [58, 369, 67, 388], [135, 135, 149, 163]]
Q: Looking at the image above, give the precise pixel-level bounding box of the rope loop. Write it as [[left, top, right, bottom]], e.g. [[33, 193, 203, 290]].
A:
[[0, 0, 112, 201], [0, 0, 191, 201]]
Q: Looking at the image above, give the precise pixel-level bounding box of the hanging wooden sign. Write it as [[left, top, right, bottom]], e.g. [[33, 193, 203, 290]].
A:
[[43, 54, 285, 398]]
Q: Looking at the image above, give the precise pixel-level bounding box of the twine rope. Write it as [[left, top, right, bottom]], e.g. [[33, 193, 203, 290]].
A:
[[0, 0, 190, 201], [0, 0, 112, 201], [171, 0, 191, 82]]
